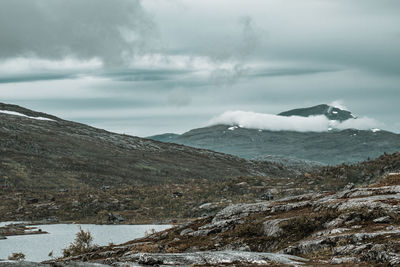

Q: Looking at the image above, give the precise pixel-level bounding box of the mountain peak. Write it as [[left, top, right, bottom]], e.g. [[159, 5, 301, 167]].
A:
[[278, 104, 355, 121]]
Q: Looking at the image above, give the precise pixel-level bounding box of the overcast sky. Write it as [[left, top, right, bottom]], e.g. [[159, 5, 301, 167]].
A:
[[0, 0, 399, 136]]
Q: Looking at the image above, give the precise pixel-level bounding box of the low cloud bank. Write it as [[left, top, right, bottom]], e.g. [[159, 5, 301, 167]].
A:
[[207, 110, 382, 132]]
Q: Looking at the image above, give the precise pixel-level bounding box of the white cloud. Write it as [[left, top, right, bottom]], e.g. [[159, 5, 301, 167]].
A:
[[329, 100, 348, 111], [127, 53, 252, 73], [0, 57, 103, 74], [333, 117, 383, 131], [207, 110, 382, 132], [128, 53, 210, 70]]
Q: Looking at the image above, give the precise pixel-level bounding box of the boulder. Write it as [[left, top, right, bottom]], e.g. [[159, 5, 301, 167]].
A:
[[373, 216, 391, 223], [179, 228, 194, 236]]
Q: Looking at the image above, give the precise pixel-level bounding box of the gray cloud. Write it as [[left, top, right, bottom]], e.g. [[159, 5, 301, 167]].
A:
[[208, 16, 263, 86], [167, 87, 192, 107], [0, 73, 76, 84], [0, 0, 399, 136], [0, 0, 157, 65], [99, 68, 193, 82], [248, 67, 342, 78]]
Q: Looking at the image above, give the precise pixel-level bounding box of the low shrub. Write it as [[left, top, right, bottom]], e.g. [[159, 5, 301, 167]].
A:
[[62, 226, 97, 257], [8, 252, 25, 261]]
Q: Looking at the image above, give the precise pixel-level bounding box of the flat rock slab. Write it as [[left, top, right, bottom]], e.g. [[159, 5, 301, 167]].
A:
[[121, 251, 308, 266], [0, 261, 110, 267], [0, 261, 46, 267]]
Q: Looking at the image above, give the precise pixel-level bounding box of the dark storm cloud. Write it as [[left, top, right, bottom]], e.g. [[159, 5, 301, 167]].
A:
[[0, 0, 157, 65]]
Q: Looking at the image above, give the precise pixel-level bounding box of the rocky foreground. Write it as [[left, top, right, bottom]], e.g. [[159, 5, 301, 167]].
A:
[[13, 173, 393, 266]]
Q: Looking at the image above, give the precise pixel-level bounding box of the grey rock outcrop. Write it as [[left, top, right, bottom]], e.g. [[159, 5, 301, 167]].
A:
[[48, 183, 400, 266], [120, 251, 308, 266]]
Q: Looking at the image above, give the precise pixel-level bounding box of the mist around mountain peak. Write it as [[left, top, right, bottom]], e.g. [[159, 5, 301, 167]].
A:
[[207, 105, 382, 132]]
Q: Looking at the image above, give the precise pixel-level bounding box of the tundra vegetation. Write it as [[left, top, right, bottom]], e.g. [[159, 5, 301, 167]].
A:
[[1, 153, 399, 224]]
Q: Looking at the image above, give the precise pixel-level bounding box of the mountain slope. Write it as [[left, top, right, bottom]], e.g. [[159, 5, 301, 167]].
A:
[[311, 151, 400, 186], [171, 125, 400, 164], [0, 102, 286, 191], [148, 133, 180, 143], [148, 105, 400, 165]]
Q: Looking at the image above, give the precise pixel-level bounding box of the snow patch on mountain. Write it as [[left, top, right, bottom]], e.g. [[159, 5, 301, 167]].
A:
[[228, 126, 239, 131], [208, 110, 381, 132], [0, 110, 54, 121]]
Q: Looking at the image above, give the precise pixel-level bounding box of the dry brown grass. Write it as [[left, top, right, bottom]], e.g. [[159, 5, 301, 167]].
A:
[[372, 173, 400, 187], [131, 242, 160, 253]]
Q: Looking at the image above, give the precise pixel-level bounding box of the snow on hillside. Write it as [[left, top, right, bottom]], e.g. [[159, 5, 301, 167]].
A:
[[0, 110, 54, 121]]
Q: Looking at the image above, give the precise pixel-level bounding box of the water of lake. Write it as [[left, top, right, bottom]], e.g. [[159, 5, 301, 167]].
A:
[[0, 223, 171, 262]]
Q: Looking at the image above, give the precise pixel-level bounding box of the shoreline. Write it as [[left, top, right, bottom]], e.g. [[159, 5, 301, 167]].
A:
[[0, 221, 174, 239], [0, 223, 48, 238]]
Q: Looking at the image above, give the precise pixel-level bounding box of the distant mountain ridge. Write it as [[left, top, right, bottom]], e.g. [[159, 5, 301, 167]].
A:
[[149, 133, 180, 143], [148, 104, 400, 165]]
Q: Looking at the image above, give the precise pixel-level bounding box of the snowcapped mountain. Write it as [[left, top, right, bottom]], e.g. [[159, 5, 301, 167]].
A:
[[148, 104, 399, 165], [205, 104, 380, 133]]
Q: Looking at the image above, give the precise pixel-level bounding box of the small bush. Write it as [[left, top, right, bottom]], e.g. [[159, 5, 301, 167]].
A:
[[8, 252, 25, 261], [62, 226, 96, 257], [144, 228, 157, 237]]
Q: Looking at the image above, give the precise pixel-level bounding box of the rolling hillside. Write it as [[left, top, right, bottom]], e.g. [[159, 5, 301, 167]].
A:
[[0, 102, 285, 191]]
